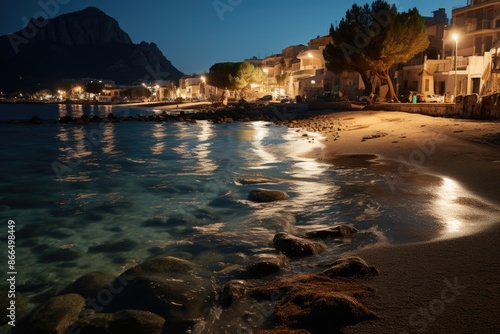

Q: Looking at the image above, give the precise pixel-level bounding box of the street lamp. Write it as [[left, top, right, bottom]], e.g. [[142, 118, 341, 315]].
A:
[[452, 34, 458, 101], [263, 69, 269, 93]]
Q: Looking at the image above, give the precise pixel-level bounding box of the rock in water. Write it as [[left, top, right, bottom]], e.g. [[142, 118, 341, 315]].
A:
[[248, 189, 289, 203], [14, 294, 85, 334], [247, 253, 285, 277], [304, 224, 358, 240], [75, 309, 165, 334], [60, 271, 116, 298], [273, 232, 326, 257], [102, 256, 211, 324], [220, 280, 248, 308]]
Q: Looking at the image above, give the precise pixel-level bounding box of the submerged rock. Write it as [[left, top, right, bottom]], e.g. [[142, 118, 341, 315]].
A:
[[58, 115, 74, 123], [75, 309, 166, 334], [273, 232, 326, 258], [29, 115, 43, 124], [248, 189, 289, 203], [220, 280, 248, 308], [60, 271, 116, 298], [0, 292, 28, 326], [15, 293, 85, 334], [102, 256, 211, 324], [88, 238, 138, 253]]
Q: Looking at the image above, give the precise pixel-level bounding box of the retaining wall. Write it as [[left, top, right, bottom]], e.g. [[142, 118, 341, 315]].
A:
[[309, 93, 500, 120]]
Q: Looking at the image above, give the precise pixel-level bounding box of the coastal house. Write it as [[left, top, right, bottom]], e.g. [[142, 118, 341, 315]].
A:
[[179, 76, 204, 101], [290, 35, 336, 99], [399, 1, 500, 100], [443, 0, 500, 96], [395, 8, 449, 98]]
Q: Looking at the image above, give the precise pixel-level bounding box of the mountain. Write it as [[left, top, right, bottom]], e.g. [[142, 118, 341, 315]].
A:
[[0, 7, 184, 92]]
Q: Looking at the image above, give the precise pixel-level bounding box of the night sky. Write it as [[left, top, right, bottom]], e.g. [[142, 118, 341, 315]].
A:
[[0, 0, 460, 75]]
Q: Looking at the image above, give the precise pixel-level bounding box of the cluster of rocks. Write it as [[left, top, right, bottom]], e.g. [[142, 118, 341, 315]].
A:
[[10, 218, 378, 334], [25, 103, 313, 126]]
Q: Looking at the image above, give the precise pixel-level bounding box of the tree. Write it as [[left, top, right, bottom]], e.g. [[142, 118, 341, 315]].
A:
[[208, 61, 264, 93], [124, 86, 151, 98], [163, 82, 177, 99], [34, 89, 52, 99], [85, 82, 104, 94], [275, 57, 289, 95], [323, 0, 429, 101]]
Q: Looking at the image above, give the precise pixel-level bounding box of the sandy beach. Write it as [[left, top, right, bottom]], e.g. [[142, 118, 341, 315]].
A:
[[292, 110, 500, 333]]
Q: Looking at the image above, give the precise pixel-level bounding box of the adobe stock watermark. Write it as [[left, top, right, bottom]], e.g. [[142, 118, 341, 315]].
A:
[[143, 62, 170, 83], [8, 0, 71, 54], [384, 131, 448, 192], [400, 277, 468, 333], [213, 0, 243, 21]]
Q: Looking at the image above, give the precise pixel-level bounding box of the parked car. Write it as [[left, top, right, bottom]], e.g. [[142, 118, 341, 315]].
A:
[[257, 95, 272, 101], [424, 94, 445, 103], [280, 96, 293, 103], [174, 97, 185, 103]]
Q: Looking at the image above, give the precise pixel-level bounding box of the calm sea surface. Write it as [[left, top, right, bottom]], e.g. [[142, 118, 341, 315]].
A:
[[0, 103, 498, 329]]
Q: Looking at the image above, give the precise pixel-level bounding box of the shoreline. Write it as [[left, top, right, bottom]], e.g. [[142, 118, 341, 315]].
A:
[[292, 110, 500, 333], [3, 105, 499, 332]]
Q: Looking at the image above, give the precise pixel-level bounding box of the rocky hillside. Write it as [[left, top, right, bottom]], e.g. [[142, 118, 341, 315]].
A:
[[0, 7, 184, 92]]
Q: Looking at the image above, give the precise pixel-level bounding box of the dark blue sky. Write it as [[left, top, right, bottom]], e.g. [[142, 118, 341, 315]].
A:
[[0, 0, 461, 75]]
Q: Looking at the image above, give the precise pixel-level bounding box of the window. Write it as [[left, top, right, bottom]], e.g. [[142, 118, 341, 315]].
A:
[[425, 79, 430, 91]]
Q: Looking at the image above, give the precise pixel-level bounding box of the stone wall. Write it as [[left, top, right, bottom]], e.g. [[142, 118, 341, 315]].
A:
[[308, 93, 500, 120]]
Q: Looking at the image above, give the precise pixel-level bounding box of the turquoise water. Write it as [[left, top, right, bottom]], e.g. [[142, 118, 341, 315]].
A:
[[1, 104, 498, 327]]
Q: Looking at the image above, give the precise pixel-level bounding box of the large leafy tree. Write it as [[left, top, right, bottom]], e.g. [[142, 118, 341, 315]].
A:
[[208, 61, 264, 92], [324, 0, 429, 101]]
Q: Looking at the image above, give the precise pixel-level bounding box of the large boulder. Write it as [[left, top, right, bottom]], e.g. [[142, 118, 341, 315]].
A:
[[273, 233, 326, 258], [102, 256, 211, 324], [14, 293, 85, 334], [273, 291, 378, 332], [75, 309, 165, 334], [60, 271, 116, 298], [248, 189, 289, 203]]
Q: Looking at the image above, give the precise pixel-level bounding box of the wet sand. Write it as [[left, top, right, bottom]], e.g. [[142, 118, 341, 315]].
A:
[[291, 110, 500, 333]]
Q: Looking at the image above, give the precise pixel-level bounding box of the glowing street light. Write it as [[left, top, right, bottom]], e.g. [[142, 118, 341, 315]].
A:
[[452, 33, 459, 101]]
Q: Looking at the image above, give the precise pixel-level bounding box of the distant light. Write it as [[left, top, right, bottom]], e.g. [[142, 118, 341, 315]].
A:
[[452, 33, 458, 41], [311, 80, 316, 85]]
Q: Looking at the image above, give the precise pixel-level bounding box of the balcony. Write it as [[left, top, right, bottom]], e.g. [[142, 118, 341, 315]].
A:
[[462, 20, 493, 33], [291, 69, 316, 78]]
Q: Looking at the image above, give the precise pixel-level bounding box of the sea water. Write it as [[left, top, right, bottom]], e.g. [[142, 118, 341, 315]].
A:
[[0, 103, 498, 325]]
